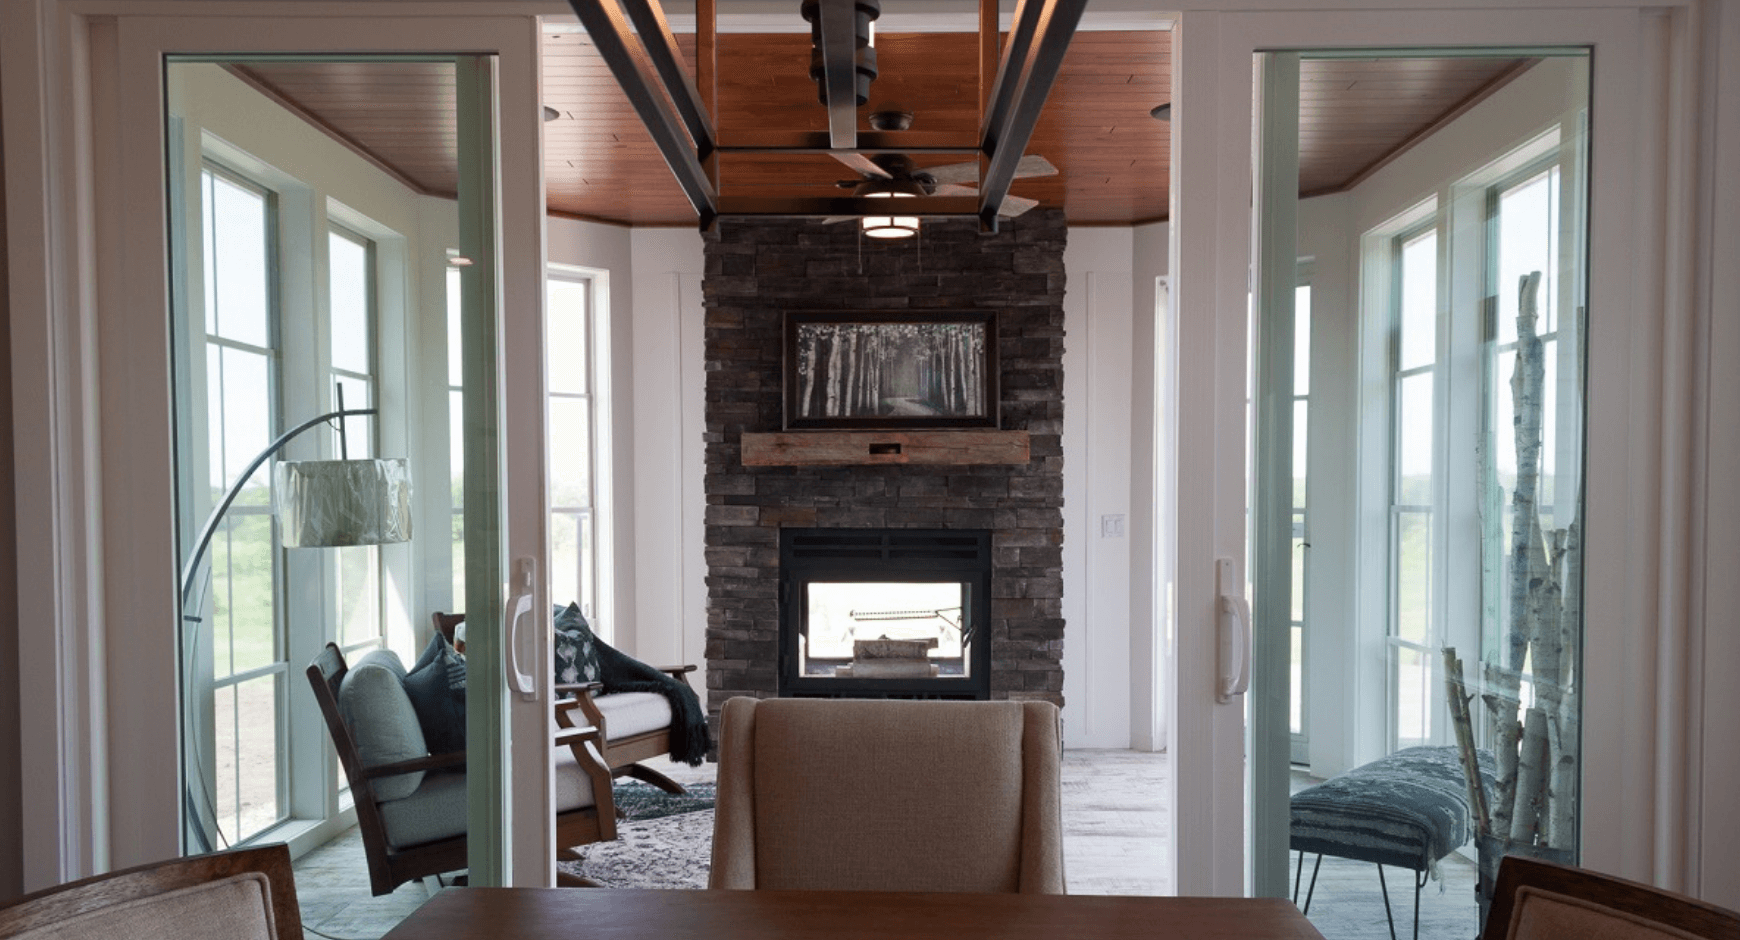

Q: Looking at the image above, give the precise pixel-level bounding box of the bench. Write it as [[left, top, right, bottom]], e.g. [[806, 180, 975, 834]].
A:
[[1290, 745, 1494, 940]]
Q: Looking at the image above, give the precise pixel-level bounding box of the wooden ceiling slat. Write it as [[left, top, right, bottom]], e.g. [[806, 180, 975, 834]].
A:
[[230, 37, 1530, 227]]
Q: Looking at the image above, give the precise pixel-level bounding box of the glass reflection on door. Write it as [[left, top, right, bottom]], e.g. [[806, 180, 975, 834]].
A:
[[1252, 51, 1590, 937], [167, 57, 498, 903]]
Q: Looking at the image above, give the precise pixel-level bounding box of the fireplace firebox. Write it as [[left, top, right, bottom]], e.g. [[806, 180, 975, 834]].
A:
[[779, 528, 992, 700]]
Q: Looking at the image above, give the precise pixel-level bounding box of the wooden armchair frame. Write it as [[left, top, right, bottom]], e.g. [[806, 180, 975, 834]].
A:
[[1484, 855, 1740, 940], [0, 845, 300, 939], [307, 642, 617, 896], [433, 612, 696, 794]]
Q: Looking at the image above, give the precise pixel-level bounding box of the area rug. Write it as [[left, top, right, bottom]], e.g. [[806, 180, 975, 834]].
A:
[[560, 782, 715, 889]]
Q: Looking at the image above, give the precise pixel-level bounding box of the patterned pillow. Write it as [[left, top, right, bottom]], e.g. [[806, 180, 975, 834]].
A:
[[553, 602, 601, 686]]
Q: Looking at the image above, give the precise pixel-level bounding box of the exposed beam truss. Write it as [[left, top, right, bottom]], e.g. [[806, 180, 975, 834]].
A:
[[976, 0, 1089, 230], [567, 0, 718, 227], [575, 0, 1083, 231]]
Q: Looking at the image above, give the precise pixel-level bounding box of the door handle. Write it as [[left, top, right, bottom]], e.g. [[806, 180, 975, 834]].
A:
[[505, 557, 537, 700], [1216, 557, 1251, 703]]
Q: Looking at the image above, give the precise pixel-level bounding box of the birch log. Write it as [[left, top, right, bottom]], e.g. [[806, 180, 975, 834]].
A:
[[1509, 706, 1550, 845], [1443, 647, 1492, 837]]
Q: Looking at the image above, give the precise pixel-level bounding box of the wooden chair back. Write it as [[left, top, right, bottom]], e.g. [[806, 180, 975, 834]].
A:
[[431, 611, 463, 648], [1485, 855, 1740, 940], [306, 642, 401, 896], [0, 845, 299, 940]]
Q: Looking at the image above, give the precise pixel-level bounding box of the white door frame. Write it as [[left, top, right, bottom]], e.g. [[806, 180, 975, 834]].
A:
[[1168, 3, 1704, 895], [2, 2, 555, 885]]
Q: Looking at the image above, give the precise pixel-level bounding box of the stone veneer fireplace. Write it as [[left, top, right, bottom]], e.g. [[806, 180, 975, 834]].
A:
[[702, 209, 1068, 737]]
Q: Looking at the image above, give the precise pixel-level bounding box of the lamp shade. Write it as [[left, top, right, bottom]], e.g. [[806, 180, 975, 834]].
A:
[[274, 458, 412, 548]]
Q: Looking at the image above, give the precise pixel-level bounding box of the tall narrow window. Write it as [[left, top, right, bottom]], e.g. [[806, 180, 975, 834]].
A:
[[1289, 278, 1311, 760], [328, 224, 382, 652], [1390, 225, 1438, 750], [546, 272, 598, 621], [200, 164, 287, 843], [448, 265, 465, 608]]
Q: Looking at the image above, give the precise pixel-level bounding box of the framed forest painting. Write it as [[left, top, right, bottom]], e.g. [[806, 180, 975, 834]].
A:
[[783, 311, 999, 430]]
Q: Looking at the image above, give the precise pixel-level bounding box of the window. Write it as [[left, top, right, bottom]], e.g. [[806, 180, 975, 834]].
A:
[[448, 265, 465, 608], [329, 224, 382, 652], [1389, 224, 1439, 751], [198, 164, 287, 844], [546, 271, 601, 624], [1290, 278, 1311, 759]]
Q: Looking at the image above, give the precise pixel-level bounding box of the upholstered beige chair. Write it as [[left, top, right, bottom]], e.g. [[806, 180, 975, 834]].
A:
[[709, 696, 1065, 894], [1485, 855, 1740, 940], [0, 845, 300, 940]]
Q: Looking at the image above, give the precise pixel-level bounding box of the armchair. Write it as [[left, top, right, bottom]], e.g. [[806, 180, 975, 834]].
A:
[[307, 642, 616, 896], [433, 611, 702, 795]]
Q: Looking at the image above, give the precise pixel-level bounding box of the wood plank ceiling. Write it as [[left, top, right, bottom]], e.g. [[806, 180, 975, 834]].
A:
[[234, 36, 1529, 227]]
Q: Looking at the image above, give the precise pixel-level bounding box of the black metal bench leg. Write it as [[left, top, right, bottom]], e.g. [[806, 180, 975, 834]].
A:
[[1377, 864, 1399, 940], [1293, 851, 1305, 903], [1413, 868, 1427, 940], [1302, 854, 1324, 914]]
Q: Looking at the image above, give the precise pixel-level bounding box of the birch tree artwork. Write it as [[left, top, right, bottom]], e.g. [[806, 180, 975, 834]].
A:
[[793, 321, 988, 420], [1444, 270, 1581, 928]]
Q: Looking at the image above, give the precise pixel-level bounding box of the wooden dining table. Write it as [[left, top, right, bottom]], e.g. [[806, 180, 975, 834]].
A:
[[381, 887, 1327, 940]]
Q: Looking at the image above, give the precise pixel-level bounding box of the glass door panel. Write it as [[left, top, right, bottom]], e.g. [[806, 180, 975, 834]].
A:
[[167, 53, 513, 899], [1251, 48, 1590, 937]]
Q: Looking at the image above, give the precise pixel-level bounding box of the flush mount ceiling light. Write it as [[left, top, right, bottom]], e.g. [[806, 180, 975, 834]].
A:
[[567, 0, 1087, 233]]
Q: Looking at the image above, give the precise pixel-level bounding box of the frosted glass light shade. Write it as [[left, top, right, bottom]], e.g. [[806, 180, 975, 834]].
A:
[[274, 458, 412, 547]]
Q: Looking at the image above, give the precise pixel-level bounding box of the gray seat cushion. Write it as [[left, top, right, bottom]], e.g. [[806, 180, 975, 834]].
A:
[[338, 649, 426, 801], [1289, 745, 1494, 873], [595, 691, 672, 739], [378, 745, 600, 850], [11, 874, 275, 940]]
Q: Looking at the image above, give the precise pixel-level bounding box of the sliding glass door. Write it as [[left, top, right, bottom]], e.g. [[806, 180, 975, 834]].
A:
[[1167, 6, 1652, 910], [122, 11, 556, 887]]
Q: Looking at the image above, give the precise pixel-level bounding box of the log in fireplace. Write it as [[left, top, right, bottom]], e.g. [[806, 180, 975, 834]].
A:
[[779, 528, 992, 700]]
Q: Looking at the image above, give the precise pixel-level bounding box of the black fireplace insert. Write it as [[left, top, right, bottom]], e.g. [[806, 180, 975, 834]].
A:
[[779, 528, 992, 700]]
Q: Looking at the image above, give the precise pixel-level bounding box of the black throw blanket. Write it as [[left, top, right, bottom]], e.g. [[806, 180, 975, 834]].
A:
[[595, 638, 711, 765]]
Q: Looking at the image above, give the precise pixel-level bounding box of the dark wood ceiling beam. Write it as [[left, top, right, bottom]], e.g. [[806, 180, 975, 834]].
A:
[[980, 0, 1043, 158], [977, 0, 1088, 229], [566, 0, 717, 227], [817, 0, 860, 149], [716, 195, 980, 218], [619, 0, 716, 160]]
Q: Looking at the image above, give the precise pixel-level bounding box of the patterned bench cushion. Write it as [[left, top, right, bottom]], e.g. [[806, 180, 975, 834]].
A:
[[1289, 745, 1494, 874]]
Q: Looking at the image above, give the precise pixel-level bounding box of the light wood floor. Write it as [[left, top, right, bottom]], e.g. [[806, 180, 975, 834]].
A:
[[292, 751, 1480, 940]]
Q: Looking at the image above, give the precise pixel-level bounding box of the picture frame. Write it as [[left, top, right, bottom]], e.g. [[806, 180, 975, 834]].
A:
[[783, 311, 1000, 430]]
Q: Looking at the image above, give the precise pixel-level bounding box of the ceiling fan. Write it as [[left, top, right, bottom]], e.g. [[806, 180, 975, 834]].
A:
[[820, 111, 1058, 227]]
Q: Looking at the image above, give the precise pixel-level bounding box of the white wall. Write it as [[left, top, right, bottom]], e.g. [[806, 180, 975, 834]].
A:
[[625, 228, 707, 682], [1062, 227, 1137, 748]]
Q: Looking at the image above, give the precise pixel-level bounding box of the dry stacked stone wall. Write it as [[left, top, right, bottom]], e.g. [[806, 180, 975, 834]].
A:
[[701, 209, 1068, 734]]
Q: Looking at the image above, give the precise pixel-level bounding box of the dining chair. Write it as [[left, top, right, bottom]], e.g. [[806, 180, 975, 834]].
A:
[[1484, 854, 1740, 940], [0, 845, 300, 940], [709, 696, 1065, 893]]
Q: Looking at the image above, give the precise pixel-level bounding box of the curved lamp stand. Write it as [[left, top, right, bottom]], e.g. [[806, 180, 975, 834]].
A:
[[180, 404, 412, 852]]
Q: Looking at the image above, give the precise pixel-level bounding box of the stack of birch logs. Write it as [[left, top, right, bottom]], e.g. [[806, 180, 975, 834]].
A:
[[1444, 271, 1579, 929]]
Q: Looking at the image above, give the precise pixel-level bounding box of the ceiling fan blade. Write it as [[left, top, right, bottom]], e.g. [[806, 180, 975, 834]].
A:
[[920, 160, 981, 185], [931, 184, 977, 196], [830, 152, 892, 179], [997, 194, 1041, 218], [1011, 154, 1059, 179], [821, 216, 859, 224]]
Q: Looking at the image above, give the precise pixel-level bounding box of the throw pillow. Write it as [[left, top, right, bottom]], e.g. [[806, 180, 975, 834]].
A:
[[338, 649, 426, 801], [553, 602, 601, 686], [403, 633, 467, 757]]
